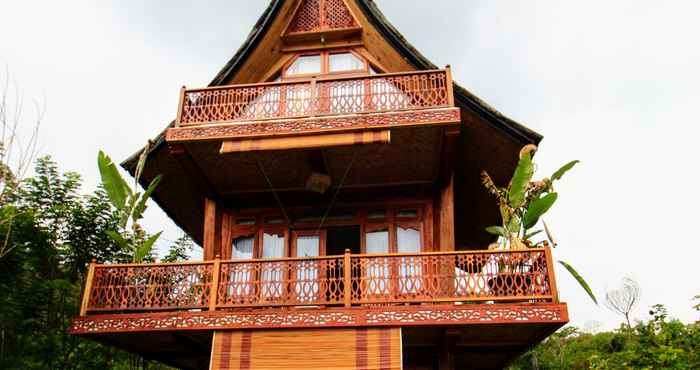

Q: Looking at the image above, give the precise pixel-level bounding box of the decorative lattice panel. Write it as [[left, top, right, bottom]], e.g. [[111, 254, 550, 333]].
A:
[[288, 0, 356, 34], [323, 0, 356, 29], [87, 263, 213, 312]]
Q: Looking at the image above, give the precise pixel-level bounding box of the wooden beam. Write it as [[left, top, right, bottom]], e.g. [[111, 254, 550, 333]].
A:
[[220, 130, 390, 153], [203, 198, 217, 261], [437, 128, 460, 186]]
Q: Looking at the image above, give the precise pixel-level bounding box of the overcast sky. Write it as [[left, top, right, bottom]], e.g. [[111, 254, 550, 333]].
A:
[[1, 0, 699, 330]]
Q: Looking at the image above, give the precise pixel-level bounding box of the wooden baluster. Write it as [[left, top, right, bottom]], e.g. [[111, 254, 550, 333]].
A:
[[544, 247, 559, 302], [79, 259, 97, 316], [344, 249, 352, 307], [210, 255, 221, 311]]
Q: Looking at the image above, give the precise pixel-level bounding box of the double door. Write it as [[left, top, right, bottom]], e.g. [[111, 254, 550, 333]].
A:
[[229, 230, 325, 305]]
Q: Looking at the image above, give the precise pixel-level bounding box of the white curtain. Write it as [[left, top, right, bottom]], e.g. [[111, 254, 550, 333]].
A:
[[329, 53, 364, 72], [287, 55, 321, 75], [365, 230, 390, 295], [397, 227, 422, 293], [231, 237, 254, 297], [261, 233, 285, 299], [295, 236, 320, 301]]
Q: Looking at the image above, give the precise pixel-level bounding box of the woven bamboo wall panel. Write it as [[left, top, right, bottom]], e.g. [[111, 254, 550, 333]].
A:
[[210, 328, 401, 370]]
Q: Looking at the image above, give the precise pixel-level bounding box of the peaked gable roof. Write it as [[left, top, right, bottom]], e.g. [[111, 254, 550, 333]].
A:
[[207, 0, 541, 145]]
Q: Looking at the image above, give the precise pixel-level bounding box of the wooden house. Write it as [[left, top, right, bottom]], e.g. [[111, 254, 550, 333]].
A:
[[70, 1, 568, 369]]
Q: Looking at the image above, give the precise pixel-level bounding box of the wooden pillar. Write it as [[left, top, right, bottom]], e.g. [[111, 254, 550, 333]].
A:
[[203, 197, 217, 261], [438, 174, 455, 251]]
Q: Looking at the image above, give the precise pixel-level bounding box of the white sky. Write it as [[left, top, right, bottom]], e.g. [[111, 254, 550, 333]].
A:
[[1, 0, 698, 330]]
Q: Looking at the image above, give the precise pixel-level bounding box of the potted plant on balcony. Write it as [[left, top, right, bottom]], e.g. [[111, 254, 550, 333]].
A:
[[481, 145, 597, 304]]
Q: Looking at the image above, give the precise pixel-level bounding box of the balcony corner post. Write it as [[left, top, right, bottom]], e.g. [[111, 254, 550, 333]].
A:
[[209, 255, 221, 311], [79, 259, 97, 316], [544, 246, 559, 303], [175, 85, 186, 127], [343, 249, 352, 307], [445, 65, 455, 107]]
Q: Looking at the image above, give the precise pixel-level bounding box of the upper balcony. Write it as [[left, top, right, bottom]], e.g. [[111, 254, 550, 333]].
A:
[[165, 69, 461, 146]]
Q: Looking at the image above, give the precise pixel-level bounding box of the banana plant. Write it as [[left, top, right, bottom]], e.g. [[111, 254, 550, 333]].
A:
[[482, 145, 597, 304], [97, 143, 162, 263]]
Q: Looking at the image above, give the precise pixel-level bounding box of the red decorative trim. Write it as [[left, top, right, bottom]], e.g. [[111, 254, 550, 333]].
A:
[[70, 303, 568, 335], [165, 108, 461, 143]]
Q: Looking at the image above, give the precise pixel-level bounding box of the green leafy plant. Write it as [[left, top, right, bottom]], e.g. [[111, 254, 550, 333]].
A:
[[482, 145, 597, 304], [97, 143, 162, 263]]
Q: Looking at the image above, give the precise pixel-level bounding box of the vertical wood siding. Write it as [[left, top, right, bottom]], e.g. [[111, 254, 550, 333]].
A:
[[210, 327, 401, 370]]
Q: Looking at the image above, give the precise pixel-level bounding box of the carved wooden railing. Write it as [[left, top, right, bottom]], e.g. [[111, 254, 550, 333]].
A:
[[79, 248, 558, 315], [175, 69, 454, 126]]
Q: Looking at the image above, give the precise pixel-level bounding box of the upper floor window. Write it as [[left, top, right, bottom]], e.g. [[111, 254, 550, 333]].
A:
[[286, 54, 322, 76], [283, 51, 368, 78]]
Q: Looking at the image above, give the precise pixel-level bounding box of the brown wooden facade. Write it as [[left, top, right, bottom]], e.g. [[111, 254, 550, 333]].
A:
[[71, 1, 565, 369]]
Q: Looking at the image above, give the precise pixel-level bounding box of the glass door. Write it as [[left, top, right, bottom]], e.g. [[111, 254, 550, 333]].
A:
[[291, 230, 325, 303], [364, 225, 392, 298], [260, 230, 286, 301]]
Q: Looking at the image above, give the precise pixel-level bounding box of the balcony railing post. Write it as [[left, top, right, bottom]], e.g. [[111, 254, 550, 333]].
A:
[[344, 249, 352, 307], [175, 85, 186, 127], [544, 246, 559, 302], [209, 255, 221, 311], [79, 259, 96, 316], [445, 65, 455, 107], [310, 79, 317, 117]]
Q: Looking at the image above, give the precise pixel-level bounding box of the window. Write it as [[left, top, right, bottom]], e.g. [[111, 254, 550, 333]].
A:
[[397, 227, 422, 293], [230, 236, 255, 297], [365, 229, 390, 296], [261, 232, 285, 298], [329, 52, 365, 72], [286, 54, 322, 75], [283, 51, 367, 78]]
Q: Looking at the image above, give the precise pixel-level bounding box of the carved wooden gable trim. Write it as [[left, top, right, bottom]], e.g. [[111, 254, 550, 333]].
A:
[[286, 0, 359, 34]]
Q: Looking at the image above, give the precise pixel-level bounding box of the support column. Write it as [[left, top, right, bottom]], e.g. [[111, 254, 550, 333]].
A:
[[438, 174, 455, 251], [203, 197, 217, 261]]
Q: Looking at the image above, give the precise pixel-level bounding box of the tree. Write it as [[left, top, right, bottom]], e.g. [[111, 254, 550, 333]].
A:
[[0, 70, 42, 259], [161, 235, 194, 263], [0, 156, 174, 369], [605, 277, 641, 328]]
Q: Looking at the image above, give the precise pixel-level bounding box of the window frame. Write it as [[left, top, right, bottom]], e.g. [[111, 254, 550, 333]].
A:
[[281, 50, 369, 80]]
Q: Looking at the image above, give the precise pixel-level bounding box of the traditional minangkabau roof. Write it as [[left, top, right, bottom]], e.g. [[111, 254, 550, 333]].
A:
[[122, 0, 543, 243]]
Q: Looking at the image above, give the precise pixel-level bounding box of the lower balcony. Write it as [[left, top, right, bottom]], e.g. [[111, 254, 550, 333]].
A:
[[71, 248, 568, 369]]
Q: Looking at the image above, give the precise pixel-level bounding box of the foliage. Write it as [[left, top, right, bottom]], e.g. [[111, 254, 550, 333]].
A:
[[0, 156, 175, 369], [161, 235, 194, 263], [509, 304, 700, 370], [97, 147, 162, 263], [694, 295, 699, 311], [481, 145, 596, 304]]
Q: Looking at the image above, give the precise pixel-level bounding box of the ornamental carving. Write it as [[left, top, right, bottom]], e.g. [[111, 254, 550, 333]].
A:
[[70, 303, 567, 334], [166, 108, 461, 143]]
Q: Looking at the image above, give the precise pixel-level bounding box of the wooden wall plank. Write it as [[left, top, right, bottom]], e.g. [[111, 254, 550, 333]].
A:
[[210, 328, 401, 370]]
